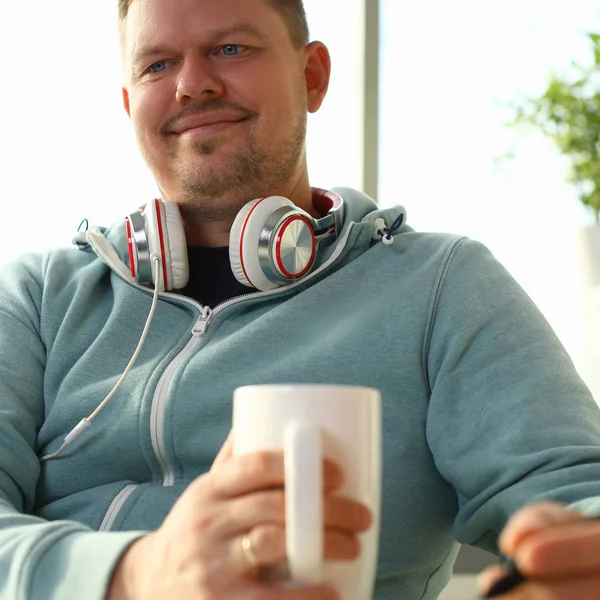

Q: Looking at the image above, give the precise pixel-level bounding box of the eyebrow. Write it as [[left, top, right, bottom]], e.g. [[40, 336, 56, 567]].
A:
[[132, 23, 269, 67]]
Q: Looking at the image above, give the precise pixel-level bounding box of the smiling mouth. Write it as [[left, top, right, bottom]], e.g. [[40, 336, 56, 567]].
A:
[[173, 117, 250, 137]]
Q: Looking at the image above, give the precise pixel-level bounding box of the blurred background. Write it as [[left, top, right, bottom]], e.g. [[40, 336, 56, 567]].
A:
[[379, 0, 600, 409], [1, 1, 600, 594]]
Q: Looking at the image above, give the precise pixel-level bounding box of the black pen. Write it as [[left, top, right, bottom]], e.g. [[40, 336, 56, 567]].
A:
[[482, 561, 526, 598]]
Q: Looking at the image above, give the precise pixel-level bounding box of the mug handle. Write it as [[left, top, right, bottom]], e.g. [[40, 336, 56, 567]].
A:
[[284, 420, 323, 584]]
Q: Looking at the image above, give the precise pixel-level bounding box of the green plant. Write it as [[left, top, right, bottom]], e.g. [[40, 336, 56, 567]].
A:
[[510, 33, 600, 225]]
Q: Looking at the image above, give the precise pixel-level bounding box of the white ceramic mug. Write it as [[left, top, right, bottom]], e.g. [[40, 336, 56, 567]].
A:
[[232, 384, 382, 600]]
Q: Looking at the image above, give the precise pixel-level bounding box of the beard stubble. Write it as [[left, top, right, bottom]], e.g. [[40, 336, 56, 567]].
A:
[[168, 106, 307, 223]]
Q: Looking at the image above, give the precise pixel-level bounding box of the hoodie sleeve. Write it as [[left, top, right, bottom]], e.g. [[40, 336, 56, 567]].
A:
[[425, 237, 600, 555], [0, 255, 142, 600]]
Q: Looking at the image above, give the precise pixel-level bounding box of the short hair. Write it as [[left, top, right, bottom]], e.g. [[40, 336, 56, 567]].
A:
[[118, 0, 310, 49]]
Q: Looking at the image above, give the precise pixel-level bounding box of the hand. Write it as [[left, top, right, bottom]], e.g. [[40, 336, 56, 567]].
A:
[[108, 431, 372, 600], [478, 501, 600, 598]]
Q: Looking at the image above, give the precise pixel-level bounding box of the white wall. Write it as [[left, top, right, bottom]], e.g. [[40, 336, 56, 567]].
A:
[[304, 0, 365, 192], [379, 0, 600, 397], [0, 0, 365, 264]]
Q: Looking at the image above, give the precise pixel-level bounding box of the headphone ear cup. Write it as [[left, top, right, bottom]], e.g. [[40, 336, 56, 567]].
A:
[[229, 196, 295, 291], [162, 202, 189, 290], [145, 198, 188, 292]]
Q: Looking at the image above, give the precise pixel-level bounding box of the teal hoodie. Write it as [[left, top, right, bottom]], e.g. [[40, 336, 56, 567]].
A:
[[1, 187, 600, 600]]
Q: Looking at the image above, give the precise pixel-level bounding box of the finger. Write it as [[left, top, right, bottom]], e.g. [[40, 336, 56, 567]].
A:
[[220, 491, 372, 541], [212, 453, 343, 498], [211, 430, 235, 470], [323, 529, 361, 561], [324, 495, 373, 533], [213, 451, 285, 497], [231, 580, 339, 600], [481, 574, 600, 600], [233, 523, 361, 572], [513, 519, 600, 579], [220, 490, 286, 537], [322, 459, 345, 491], [500, 501, 583, 557]]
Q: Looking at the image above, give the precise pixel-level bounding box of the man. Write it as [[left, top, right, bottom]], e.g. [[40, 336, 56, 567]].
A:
[[2, 0, 600, 599]]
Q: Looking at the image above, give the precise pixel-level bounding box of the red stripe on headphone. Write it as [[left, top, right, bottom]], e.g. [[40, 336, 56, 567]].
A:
[[239, 198, 267, 288], [126, 219, 137, 279], [154, 199, 169, 290], [275, 216, 315, 279]]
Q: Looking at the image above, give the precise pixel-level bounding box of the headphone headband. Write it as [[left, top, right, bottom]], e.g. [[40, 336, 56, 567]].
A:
[[311, 188, 345, 237]]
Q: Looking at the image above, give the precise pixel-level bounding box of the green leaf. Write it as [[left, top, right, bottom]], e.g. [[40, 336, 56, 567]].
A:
[[507, 31, 600, 223]]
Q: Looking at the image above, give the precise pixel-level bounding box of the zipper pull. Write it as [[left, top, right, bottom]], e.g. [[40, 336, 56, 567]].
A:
[[192, 306, 214, 336]]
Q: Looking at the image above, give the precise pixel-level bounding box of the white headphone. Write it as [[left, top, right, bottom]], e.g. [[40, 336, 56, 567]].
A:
[[126, 188, 345, 292]]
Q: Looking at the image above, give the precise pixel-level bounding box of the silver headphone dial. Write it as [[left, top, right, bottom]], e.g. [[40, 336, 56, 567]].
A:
[[274, 216, 316, 279]]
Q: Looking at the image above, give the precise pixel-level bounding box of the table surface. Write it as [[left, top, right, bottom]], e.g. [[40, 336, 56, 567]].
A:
[[438, 575, 479, 600]]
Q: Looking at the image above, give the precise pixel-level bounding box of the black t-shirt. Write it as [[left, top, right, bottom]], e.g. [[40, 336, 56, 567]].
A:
[[180, 246, 257, 308]]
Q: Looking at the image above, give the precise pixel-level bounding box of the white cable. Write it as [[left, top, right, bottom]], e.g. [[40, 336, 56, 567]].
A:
[[41, 256, 162, 462]]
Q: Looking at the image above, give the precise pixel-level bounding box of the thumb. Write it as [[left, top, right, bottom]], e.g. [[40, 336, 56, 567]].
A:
[[500, 501, 585, 557], [211, 430, 235, 471]]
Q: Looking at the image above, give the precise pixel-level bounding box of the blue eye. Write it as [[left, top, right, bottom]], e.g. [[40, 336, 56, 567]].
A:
[[221, 45, 243, 56], [149, 61, 168, 73]]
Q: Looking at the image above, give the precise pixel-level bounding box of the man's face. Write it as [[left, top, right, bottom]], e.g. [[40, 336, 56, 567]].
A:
[[122, 0, 317, 217]]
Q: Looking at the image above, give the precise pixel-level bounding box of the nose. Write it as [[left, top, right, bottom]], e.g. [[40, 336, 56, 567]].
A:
[[176, 56, 224, 104]]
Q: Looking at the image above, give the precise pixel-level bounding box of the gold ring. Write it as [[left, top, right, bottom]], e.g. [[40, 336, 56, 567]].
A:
[[241, 532, 260, 568]]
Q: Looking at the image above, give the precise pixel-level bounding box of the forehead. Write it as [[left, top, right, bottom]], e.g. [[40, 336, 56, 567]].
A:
[[124, 0, 287, 58]]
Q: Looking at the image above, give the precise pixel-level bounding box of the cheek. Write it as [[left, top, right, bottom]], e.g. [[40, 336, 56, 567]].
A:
[[243, 76, 301, 126], [259, 89, 305, 140], [128, 88, 173, 169], [234, 62, 301, 119], [130, 84, 173, 139]]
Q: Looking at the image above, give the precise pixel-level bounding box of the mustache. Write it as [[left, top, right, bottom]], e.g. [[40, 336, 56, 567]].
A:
[[160, 100, 254, 137]]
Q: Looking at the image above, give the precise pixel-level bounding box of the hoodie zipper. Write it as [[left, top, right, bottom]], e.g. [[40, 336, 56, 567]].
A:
[[149, 222, 356, 486], [89, 223, 356, 489], [150, 306, 214, 485], [99, 484, 137, 531]]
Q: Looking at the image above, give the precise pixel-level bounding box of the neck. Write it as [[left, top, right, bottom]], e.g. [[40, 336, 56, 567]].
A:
[[175, 168, 318, 248]]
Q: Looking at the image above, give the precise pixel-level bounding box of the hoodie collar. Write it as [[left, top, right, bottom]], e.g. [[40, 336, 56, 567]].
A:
[[91, 187, 410, 275]]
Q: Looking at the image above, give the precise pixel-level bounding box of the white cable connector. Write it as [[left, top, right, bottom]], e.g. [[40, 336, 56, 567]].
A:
[[41, 256, 162, 462]]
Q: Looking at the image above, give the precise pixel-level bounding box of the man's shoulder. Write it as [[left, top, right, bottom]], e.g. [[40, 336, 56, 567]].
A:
[[368, 225, 470, 268], [0, 241, 107, 307]]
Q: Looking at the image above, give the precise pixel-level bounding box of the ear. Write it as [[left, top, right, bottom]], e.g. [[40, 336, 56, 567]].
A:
[[122, 87, 131, 117], [304, 42, 331, 114]]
